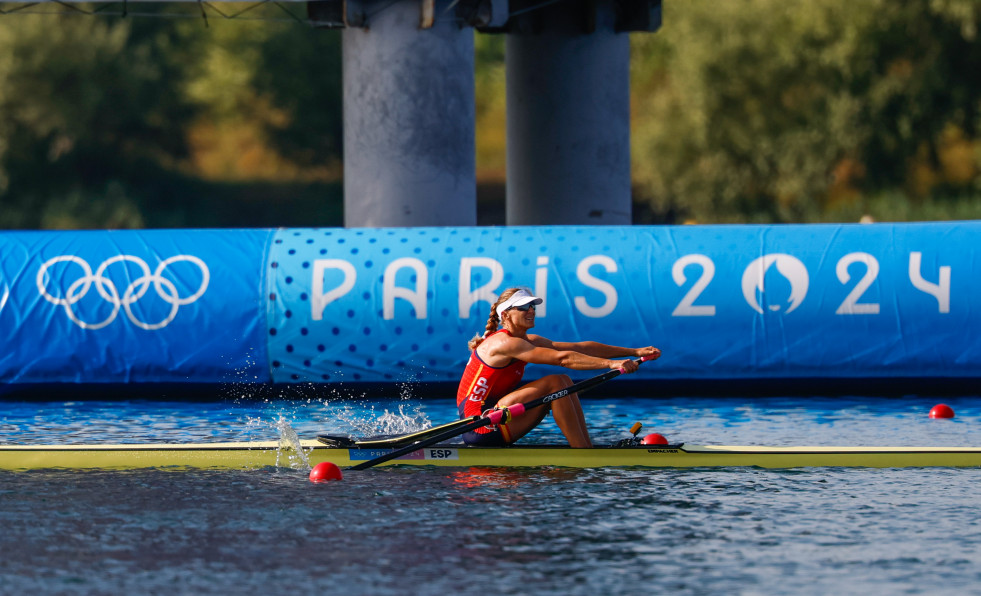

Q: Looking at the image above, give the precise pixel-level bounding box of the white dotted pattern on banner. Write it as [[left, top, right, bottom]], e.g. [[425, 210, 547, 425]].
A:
[[264, 227, 645, 384]]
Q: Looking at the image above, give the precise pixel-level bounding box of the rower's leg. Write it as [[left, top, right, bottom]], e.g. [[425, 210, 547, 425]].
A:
[[555, 390, 592, 448], [495, 375, 592, 447], [493, 382, 551, 443]]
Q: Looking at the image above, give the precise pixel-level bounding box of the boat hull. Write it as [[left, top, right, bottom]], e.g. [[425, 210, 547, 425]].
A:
[[3, 441, 981, 470]]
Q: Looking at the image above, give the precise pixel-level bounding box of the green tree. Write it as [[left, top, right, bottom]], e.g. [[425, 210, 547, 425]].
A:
[[630, 0, 981, 223], [0, 13, 203, 228], [253, 25, 343, 169], [0, 12, 347, 228], [475, 34, 506, 180], [180, 18, 343, 176]]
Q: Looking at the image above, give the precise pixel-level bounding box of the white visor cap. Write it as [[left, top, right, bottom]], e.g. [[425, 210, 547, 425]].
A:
[[495, 289, 543, 317]]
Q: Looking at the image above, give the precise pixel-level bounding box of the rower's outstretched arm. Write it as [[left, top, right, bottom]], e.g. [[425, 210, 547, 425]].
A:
[[530, 337, 660, 361]]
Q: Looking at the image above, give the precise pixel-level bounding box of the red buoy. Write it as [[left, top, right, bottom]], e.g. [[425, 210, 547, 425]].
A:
[[641, 433, 669, 445], [309, 462, 344, 482], [929, 404, 955, 419]]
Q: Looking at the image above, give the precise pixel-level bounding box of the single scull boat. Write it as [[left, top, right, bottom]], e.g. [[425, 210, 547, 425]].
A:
[[3, 441, 981, 470]]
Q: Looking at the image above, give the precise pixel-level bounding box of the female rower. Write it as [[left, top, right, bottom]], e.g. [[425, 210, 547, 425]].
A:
[[456, 287, 660, 448]]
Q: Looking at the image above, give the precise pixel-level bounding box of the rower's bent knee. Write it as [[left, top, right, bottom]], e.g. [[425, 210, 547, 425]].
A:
[[542, 374, 573, 392]]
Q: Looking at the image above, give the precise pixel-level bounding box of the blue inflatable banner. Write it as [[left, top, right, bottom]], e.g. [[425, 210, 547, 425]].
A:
[[264, 223, 979, 385], [1, 223, 978, 389], [0, 229, 272, 384]]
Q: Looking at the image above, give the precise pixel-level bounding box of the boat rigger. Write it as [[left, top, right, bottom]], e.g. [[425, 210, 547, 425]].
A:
[[3, 441, 981, 471]]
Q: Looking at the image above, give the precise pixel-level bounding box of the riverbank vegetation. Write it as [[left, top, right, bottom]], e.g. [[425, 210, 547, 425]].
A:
[[1, 0, 979, 228]]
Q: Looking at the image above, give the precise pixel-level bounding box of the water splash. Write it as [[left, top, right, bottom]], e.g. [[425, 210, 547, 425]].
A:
[[318, 401, 434, 440], [375, 403, 434, 435], [274, 416, 313, 470]]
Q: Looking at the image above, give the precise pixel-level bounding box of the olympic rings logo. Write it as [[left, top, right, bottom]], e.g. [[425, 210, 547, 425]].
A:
[[36, 255, 210, 330]]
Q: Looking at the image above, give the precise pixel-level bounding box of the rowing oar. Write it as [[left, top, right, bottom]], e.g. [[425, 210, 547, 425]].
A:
[[348, 354, 656, 471]]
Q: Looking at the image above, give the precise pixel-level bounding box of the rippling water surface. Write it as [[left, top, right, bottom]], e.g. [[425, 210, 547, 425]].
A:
[[2, 393, 981, 594]]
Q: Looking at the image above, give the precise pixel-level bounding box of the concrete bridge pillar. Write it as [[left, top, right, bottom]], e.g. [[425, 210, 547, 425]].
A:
[[505, 0, 634, 225], [309, 0, 661, 227], [341, 0, 477, 227]]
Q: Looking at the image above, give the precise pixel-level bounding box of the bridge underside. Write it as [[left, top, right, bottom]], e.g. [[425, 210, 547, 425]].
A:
[[1, 0, 662, 227]]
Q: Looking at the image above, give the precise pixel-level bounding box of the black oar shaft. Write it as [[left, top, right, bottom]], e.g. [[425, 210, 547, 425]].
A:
[[348, 356, 649, 471]]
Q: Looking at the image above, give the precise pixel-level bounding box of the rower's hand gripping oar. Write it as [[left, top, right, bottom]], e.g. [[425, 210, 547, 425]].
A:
[[348, 354, 656, 471]]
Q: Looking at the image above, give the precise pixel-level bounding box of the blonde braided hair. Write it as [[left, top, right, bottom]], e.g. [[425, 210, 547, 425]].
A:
[[467, 288, 523, 352]]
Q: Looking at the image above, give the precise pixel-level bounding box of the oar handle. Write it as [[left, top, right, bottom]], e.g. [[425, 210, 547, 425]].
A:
[[620, 353, 657, 372], [485, 404, 523, 424]]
